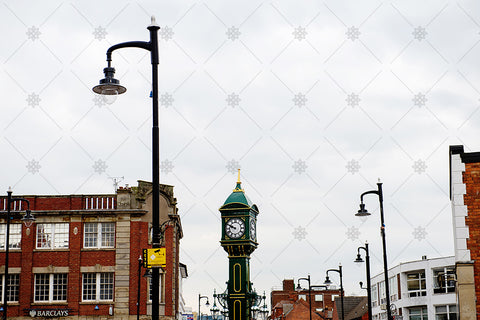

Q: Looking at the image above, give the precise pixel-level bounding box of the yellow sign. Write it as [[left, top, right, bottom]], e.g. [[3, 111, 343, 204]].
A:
[[143, 248, 166, 267]]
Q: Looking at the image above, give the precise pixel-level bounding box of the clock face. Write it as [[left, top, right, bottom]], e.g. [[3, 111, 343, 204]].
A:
[[225, 218, 245, 239], [250, 219, 256, 240]]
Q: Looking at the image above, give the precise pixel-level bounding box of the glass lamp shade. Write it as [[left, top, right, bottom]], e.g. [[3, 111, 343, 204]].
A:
[[93, 83, 126, 96], [354, 254, 364, 263], [92, 67, 126, 96], [21, 210, 35, 228]]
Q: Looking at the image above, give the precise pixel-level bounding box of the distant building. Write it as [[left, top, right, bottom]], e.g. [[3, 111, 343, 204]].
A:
[[370, 256, 456, 320], [270, 279, 343, 319], [0, 180, 186, 319], [449, 145, 480, 319], [182, 307, 194, 320]]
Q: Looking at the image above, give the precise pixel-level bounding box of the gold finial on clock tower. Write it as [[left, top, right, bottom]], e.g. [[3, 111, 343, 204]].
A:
[[233, 169, 244, 192]]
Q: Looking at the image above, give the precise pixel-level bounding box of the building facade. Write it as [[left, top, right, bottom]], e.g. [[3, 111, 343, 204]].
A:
[[370, 256, 457, 320], [449, 145, 479, 319], [270, 279, 342, 319], [0, 180, 185, 319]]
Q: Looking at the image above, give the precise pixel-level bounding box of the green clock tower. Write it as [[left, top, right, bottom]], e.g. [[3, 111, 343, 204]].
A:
[[219, 170, 259, 320]]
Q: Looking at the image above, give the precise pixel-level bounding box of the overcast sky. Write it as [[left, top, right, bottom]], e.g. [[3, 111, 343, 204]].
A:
[[2, 0, 480, 312]]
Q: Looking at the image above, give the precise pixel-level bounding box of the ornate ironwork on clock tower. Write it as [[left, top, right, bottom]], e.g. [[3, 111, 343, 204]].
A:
[[219, 170, 259, 320]]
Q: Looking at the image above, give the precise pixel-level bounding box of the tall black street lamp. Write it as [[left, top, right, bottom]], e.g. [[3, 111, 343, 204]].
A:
[[198, 294, 209, 320], [356, 182, 392, 320], [3, 188, 35, 320], [324, 265, 344, 320], [355, 242, 372, 320], [296, 275, 312, 320], [93, 17, 162, 320]]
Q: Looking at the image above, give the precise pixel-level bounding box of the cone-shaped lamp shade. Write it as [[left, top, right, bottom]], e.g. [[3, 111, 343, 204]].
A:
[[93, 67, 126, 95], [354, 254, 364, 263], [355, 203, 371, 217]]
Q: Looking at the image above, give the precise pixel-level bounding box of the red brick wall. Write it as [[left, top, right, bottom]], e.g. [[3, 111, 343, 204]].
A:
[[128, 220, 149, 316], [27, 196, 84, 211], [164, 224, 175, 316], [0, 190, 180, 318], [69, 221, 82, 314], [463, 162, 480, 316]]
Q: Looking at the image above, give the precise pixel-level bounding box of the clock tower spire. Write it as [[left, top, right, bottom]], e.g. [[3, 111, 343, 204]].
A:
[[219, 171, 258, 320]]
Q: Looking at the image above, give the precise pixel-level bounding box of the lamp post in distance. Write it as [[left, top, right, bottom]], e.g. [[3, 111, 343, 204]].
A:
[[210, 295, 220, 320], [324, 265, 344, 320], [136, 256, 143, 320], [3, 187, 35, 320], [198, 294, 209, 320], [355, 242, 372, 320], [296, 275, 312, 320], [356, 181, 392, 320]]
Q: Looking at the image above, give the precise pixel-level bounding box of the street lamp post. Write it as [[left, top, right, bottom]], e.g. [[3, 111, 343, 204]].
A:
[[198, 294, 209, 320], [324, 265, 344, 320], [355, 242, 372, 320], [356, 182, 392, 320], [93, 17, 162, 320], [296, 275, 312, 320], [260, 292, 268, 320], [210, 294, 220, 320], [137, 256, 143, 320], [3, 188, 35, 320]]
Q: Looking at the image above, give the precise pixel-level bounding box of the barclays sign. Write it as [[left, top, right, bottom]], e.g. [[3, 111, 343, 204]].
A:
[[28, 309, 70, 318]]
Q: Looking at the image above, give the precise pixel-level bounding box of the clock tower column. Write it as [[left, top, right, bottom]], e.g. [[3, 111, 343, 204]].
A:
[[219, 170, 259, 320]]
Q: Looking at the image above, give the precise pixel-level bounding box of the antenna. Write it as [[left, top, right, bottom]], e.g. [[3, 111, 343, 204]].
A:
[[109, 176, 124, 192]]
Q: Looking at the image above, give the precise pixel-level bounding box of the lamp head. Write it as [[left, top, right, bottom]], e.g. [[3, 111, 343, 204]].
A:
[[324, 276, 332, 285], [21, 210, 35, 228], [356, 203, 370, 217], [206, 299, 210, 306], [143, 268, 152, 278], [354, 253, 364, 263], [93, 67, 127, 97], [295, 283, 302, 291]]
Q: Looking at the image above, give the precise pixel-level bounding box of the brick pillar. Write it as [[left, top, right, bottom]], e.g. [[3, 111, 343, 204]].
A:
[[463, 162, 480, 317], [19, 223, 35, 316], [69, 219, 82, 313], [164, 225, 174, 317]]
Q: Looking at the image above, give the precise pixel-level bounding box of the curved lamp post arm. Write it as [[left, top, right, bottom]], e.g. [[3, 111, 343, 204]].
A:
[[325, 266, 344, 320], [198, 294, 210, 320], [355, 243, 372, 320], [296, 275, 311, 320]]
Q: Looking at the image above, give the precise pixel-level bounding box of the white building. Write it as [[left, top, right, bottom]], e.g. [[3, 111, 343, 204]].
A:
[[370, 256, 457, 320]]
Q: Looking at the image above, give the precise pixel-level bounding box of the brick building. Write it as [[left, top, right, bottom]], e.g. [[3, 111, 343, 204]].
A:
[[450, 145, 480, 319], [0, 180, 185, 319], [270, 279, 342, 319]]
